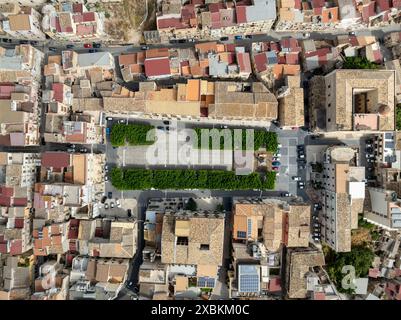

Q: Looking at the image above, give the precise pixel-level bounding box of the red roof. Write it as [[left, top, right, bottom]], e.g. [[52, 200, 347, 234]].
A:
[[52, 83, 64, 103], [0, 243, 7, 254], [144, 57, 171, 77], [0, 195, 11, 207], [236, 5, 247, 24], [73, 14, 83, 23], [376, 0, 390, 12], [83, 12, 96, 22], [9, 239, 22, 255], [285, 52, 299, 65], [314, 292, 326, 300], [157, 17, 187, 29], [72, 3, 83, 13], [41, 152, 71, 168], [269, 277, 282, 292], [14, 218, 24, 229], [236, 52, 251, 73], [13, 198, 27, 206], [0, 85, 15, 99], [254, 52, 268, 72], [0, 187, 14, 197], [311, 0, 325, 8]]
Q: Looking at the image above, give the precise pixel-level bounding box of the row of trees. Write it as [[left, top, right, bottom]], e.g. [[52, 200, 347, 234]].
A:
[[111, 168, 276, 190], [110, 124, 155, 146], [193, 128, 278, 152]]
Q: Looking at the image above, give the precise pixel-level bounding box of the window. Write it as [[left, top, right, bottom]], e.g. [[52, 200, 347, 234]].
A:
[[237, 231, 246, 238], [247, 219, 252, 238], [200, 244, 209, 250], [177, 237, 188, 246]]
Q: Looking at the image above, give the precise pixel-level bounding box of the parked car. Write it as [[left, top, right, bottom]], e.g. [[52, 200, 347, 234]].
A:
[[108, 192, 112, 199], [163, 120, 171, 125], [106, 127, 111, 135], [298, 164, 306, 170], [297, 145, 305, 151], [298, 154, 305, 159], [105, 165, 109, 172], [101, 196, 107, 204], [220, 36, 229, 41], [30, 41, 38, 46], [141, 45, 150, 50], [89, 49, 96, 53], [367, 158, 375, 163], [274, 153, 281, 157], [366, 139, 373, 144], [19, 40, 28, 44], [366, 143, 373, 148], [298, 184, 305, 189], [67, 148, 75, 153], [234, 35, 242, 40], [119, 119, 126, 123], [49, 47, 57, 52], [366, 147, 374, 153], [104, 203, 109, 210], [188, 38, 195, 42], [277, 144, 282, 148], [127, 209, 132, 217], [292, 176, 301, 181], [272, 161, 281, 166], [272, 156, 280, 161], [84, 43, 92, 48], [106, 117, 113, 121], [272, 167, 280, 172], [281, 192, 290, 197], [2, 38, 12, 43], [312, 215, 319, 221], [80, 148, 88, 153], [116, 200, 121, 207], [110, 202, 115, 209], [303, 32, 311, 38], [93, 43, 101, 48], [104, 176, 109, 181], [66, 44, 74, 49], [245, 35, 253, 39]]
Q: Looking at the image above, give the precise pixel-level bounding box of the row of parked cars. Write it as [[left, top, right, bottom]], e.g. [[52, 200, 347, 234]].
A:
[[271, 144, 283, 174], [365, 139, 377, 181], [312, 203, 322, 242], [293, 145, 306, 189]]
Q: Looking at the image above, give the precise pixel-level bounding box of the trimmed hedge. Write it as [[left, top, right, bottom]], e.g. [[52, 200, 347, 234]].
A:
[[110, 123, 155, 147], [194, 128, 278, 152], [111, 168, 276, 190]]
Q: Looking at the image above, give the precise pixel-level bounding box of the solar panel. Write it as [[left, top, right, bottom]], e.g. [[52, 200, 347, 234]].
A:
[[247, 219, 252, 238], [238, 265, 260, 293], [198, 277, 215, 288]]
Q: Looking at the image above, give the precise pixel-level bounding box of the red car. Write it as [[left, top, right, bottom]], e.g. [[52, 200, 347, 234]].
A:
[[84, 43, 92, 48], [272, 167, 280, 172]]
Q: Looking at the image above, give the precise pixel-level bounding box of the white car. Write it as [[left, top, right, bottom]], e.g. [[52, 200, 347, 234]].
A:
[[292, 176, 301, 181], [116, 200, 121, 208], [274, 153, 281, 157], [277, 144, 282, 148], [110, 202, 115, 209]]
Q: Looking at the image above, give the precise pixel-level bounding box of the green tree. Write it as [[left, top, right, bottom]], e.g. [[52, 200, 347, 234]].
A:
[[396, 104, 401, 130], [343, 56, 378, 70], [185, 198, 197, 211], [325, 246, 374, 294]]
